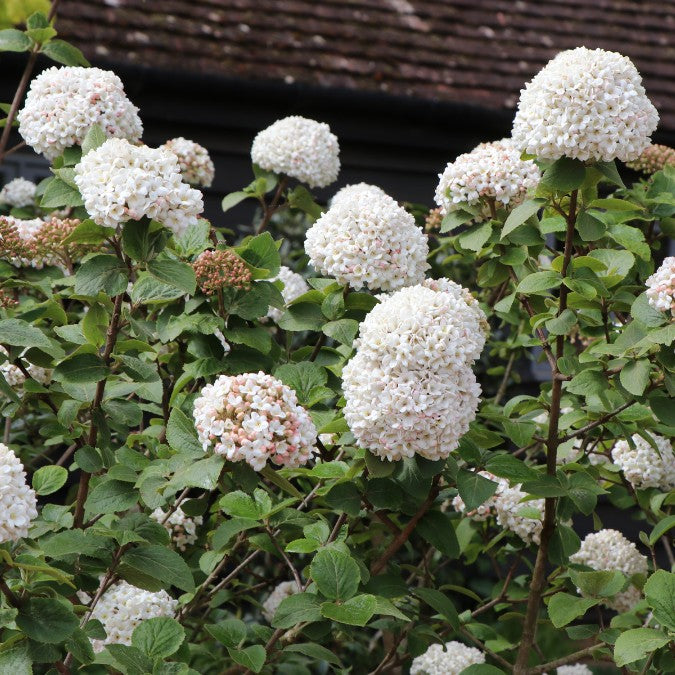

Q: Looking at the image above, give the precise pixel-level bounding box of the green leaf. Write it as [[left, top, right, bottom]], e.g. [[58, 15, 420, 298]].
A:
[[206, 619, 247, 648], [644, 570, 675, 631], [272, 592, 323, 629], [41, 38, 89, 66], [417, 511, 459, 558], [53, 353, 107, 384], [413, 588, 459, 629], [122, 219, 169, 262], [32, 465, 67, 495], [567, 369, 606, 397], [167, 454, 225, 493], [285, 643, 342, 667], [650, 394, 675, 426], [121, 544, 195, 592], [310, 548, 360, 601], [547, 593, 598, 628], [631, 293, 666, 328], [41, 530, 109, 558], [321, 594, 376, 626], [614, 628, 669, 667], [0, 318, 52, 351], [222, 190, 253, 213], [588, 249, 635, 287], [16, 598, 78, 643], [287, 185, 323, 219], [322, 318, 359, 346], [576, 211, 606, 241], [0, 640, 31, 674], [620, 359, 650, 396], [81, 124, 106, 155], [485, 454, 538, 483], [440, 209, 474, 233], [131, 273, 184, 304], [85, 479, 137, 515], [75, 254, 128, 296], [540, 157, 586, 192], [40, 176, 84, 208], [569, 570, 626, 598], [148, 258, 196, 295], [105, 644, 152, 674], [649, 515, 675, 546], [274, 361, 329, 407], [458, 221, 492, 252], [237, 232, 280, 276], [501, 198, 544, 238], [277, 302, 324, 332], [166, 407, 203, 456], [516, 271, 562, 295], [131, 617, 185, 658], [62, 219, 113, 245], [220, 491, 261, 519], [456, 469, 498, 511], [228, 645, 266, 673], [595, 160, 625, 188], [0, 28, 31, 51]]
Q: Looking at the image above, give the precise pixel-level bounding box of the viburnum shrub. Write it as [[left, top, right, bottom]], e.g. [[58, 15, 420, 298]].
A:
[[0, 10, 674, 672]]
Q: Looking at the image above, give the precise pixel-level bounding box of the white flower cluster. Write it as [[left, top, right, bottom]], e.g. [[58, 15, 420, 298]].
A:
[[557, 665, 593, 675], [18, 66, 142, 161], [645, 256, 675, 317], [150, 507, 203, 551], [512, 47, 658, 162], [261, 580, 300, 622], [331, 182, 387, 207], [0, 347, 51, 388], [74, 138, 203, 236], [410, 641, 485, 675], [494, 484, 544, 545], [0, 178, 37, 208], [570, 529, 648, 612], [251, 116, 340, 188], [88, 580, 177, 652], [0, 443, 37, 543], [611, 433, 675, 491], [343, 280, 487, 461], [451, 471, 507, 521], [434, 139, 540, 222], [163, 137, 215, 188], [267, 266, 309, 322], [193, 371, 317, 471], [1, 216, 43, 267], [305, 188, 429, 291]]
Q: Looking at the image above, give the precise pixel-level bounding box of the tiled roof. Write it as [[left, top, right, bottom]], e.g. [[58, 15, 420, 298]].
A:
[[56, 0, 675, 130]]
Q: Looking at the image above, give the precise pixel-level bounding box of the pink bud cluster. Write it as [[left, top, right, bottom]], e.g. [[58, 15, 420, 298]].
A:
[[193, 371, 317, 471], [193, 249, 252, 295], [626, 144, 675, 174]]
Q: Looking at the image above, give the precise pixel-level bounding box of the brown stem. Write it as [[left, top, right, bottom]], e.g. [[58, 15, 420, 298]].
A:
[[460, 627, 513, 670], [560, 399, 636, 442], [493, 350, 517, 405], [514, 189, 578, 673], [308, 333, 326, 362], [266, 526, 303, 590], [529, 644, 605, 674], [0, 576, 20, 607], [73, 293, 124, 528], [370, 476, 440, 576], [0, 0, 61, 164], [256, 176, 289, 234]]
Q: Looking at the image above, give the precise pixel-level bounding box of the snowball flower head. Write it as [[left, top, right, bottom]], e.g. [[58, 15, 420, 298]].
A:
[[494, 484, 544, 544], [150, 507, 203, 551], [193, 372, 317, 471], [74, 138, 203, 236], [557, 665, 593, 675], [343, 280, 487, 461], [0, 178, 36, 208], [626, 144, 675, 174], [305, 188, 429, 291], [410, 641, 485, 675], [163, 137, 215, 187], [18, 66, 142, 160], [262, 580, 300, 622], [434, 139, 540, 222], [570, 529, 648, 612], [645, 256, 675, 317], [267, 266, 309, 322], [512, 47, 658, 162], [331, 182, 388, 207], [0, 443, 38, 543], [451, 471, 507, 521], [87, 580, 177, 652], [611, 433, 675, 491], [251, 116, 340, 188]]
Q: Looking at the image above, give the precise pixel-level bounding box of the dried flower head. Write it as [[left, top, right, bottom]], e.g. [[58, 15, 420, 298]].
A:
[[512, 47, 658, 162], [19, 66, 142, 160], [163, 137, 215, 187], [193, 371, 317, 471], [626, 144, 675, 174], [193, 249, 252, 295], [251, 116, 340, 188]]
